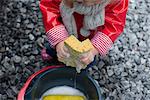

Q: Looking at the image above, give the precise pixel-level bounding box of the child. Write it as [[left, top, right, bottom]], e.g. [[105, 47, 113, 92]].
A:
[[39, 0, 129, 68]]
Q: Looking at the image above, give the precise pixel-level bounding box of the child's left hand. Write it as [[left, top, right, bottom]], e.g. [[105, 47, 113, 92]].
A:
[[80, 47, 99, 65]]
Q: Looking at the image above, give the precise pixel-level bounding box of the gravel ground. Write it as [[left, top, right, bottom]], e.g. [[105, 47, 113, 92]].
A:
[[0, 0, 150, 100]]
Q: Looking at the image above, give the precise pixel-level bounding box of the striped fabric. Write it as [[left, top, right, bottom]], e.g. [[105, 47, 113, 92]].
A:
[[46, 25, 69, 48], [91, 32, 113, 56], [46, 25, 113, 56]]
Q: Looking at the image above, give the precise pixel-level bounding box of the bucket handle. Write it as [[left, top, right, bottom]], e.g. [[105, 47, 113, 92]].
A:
[[17, 65, 64, 100]]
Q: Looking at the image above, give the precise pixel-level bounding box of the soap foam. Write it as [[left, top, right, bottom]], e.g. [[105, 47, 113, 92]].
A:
[[40, 85, 86, 100]]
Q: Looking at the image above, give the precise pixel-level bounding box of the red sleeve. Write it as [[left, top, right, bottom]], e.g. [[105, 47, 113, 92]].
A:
[[91, 0, 129, 56], [39, 0, 69, 47]]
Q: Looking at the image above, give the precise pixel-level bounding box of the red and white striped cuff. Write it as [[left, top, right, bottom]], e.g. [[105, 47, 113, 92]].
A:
[[91, 32, 113, 56], [46, 25, 69, 48]]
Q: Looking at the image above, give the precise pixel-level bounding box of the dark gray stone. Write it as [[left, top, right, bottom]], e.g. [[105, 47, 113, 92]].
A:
[[138, 40, 147, 51], [12, 55, 21, 63], [107, 69, 114, 77], [29, 34, 35, 40], [0, 70, 4, 78], [20, 8, 26, 13], [129, 33, 138, 45], [134, 55, 141, 65], [11, 86, 18, 94], [32, 49, 39, 55], [121, 72, 128, 77], [97, 60, 105, 69], [121, 80, 130, 89], [27, 23, 34, 29]]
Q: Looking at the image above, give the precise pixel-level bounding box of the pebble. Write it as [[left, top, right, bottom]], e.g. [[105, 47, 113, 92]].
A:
[[24, 19, 29, 24], [32, 49, 39, 55], [36, 31, 41, 36], [12, 55, 22, 63], [134, 14, 138, 21], [129, 33, 138, 45], [16, 23, 20, 28], [136, 32, 143, 39], [121, 80, 130, 89], [27, 23, 34, 29], [11, 86, 18, 94], [29, 34, 35, 40], [97, 60, 105, 69], [20, 8, 26, 13], [0, 47, 6, 53], [25, 30, 31, 34], [138, 40, 147, 51], [21, 44, 30, 50], [134, 55, 141, 65], [0, 70, 4, 78], [93, 72, 99, 79], [141, 58, 146, 65], [121, 72, 128, 77], [107, 69, 114, 77]]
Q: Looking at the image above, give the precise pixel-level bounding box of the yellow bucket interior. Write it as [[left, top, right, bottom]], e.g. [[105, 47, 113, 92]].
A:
[[43, 95, 85, 100]]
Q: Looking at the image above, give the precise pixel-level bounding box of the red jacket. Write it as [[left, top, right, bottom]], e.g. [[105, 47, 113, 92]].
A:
[[39, 0, 129, 56]]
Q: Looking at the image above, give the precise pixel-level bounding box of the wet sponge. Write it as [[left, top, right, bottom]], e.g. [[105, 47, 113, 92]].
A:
[[58, 35, 93, 72]]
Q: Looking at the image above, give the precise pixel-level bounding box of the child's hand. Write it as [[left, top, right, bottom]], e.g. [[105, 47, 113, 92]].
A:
[[80, 47, 98, 65], [56, 41, 70, 59]]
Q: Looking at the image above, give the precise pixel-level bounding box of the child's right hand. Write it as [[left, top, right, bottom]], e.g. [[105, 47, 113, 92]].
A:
[[56, 41, 70, 59]]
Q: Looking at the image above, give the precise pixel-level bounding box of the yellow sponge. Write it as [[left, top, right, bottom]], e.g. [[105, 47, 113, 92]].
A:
[[43, 95, 85, 100], [64, 35, 93, 53], [58, 35, 93, 72], [64, 35, 83, 53]]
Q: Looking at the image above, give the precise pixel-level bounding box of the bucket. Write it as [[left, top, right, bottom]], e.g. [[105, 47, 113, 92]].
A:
[[18, 65, 103, 100]]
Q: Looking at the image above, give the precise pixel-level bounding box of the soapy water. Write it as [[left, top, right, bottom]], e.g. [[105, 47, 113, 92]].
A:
[[40, 86, 87, 100]]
